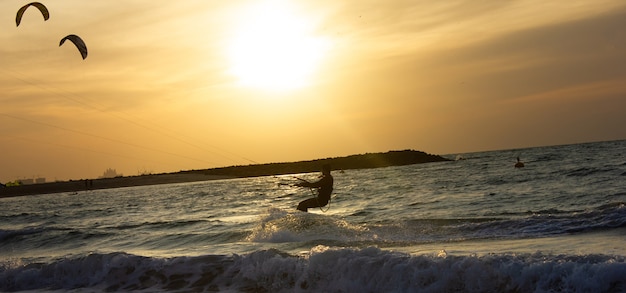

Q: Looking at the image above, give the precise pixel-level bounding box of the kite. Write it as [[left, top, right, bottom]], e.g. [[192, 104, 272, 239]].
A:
[[16, 2, 50, 26], [59, 34, 88, 60]]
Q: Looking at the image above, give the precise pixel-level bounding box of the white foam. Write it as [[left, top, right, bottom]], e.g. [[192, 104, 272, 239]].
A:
[[2, 248, 626, 292], [246, 208, 369, 243]]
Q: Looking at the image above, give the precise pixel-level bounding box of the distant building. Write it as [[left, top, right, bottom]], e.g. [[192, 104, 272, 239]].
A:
[[100, 168, 122, 179], [35, 177, 46, 184], [19, 179, 34, 185]]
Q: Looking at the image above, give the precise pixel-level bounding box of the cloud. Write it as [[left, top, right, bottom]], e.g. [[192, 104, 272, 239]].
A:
[[381, 7, 626, 104]]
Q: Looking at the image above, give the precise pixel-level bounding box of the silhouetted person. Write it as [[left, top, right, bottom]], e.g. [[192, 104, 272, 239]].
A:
[[296, 164, 333, 212], [515, 157, 525, 168]]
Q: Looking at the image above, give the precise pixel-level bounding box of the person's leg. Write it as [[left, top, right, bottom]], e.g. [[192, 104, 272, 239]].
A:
[[297, 198, 320, 212]]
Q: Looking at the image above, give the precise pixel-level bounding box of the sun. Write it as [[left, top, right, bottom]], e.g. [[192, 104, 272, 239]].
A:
[[226, 1, 330, 92]]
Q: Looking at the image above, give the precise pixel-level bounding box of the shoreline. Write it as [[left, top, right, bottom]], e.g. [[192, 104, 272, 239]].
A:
[[0, 173, 234, 198], [1, 149, 450, 198]]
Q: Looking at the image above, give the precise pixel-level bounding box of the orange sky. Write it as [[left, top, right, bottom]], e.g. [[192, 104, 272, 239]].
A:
[[2, 0, 626, 182]]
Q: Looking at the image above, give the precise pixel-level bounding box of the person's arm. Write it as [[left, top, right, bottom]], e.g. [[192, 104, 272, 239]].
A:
[[296, 177, 324, 188], [301, 176, 332, 188]]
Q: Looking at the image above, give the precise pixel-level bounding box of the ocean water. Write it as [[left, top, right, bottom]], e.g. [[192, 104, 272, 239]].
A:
[[1, 140, 625, 292]]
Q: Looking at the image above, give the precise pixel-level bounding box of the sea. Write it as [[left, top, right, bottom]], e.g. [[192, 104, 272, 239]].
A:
[[1, 140, 625, 292]]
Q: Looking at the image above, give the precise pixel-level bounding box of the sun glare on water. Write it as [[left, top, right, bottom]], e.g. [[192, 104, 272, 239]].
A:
[[226, 1, 331, 92]]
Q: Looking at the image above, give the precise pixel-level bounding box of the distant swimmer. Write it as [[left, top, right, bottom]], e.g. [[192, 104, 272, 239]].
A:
[[515, 157, 525, 168], [295, 164, 334, 212]]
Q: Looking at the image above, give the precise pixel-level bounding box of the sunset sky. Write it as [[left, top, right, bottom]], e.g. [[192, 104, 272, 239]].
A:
[[2, 0, 625, 182]]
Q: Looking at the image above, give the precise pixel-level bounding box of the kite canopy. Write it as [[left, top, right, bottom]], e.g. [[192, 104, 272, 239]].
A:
[[16, 2, 49, 26], [60, 34, 88, 60]]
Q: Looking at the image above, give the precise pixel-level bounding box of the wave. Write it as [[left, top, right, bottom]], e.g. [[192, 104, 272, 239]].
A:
[[0, 225, 111, 245], [230, 203, 626, 252], [563, 166, 617, 177], [437, 202, 626, 240], [0, 227, 46, 242], [3, 202, 624, 257], [1, 247, 625, 292], [249, 202, 626, 244], [101, 218, 209, 231], [246, 208, 369, 243]]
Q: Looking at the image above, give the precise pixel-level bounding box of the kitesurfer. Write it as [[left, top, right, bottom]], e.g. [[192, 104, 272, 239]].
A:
[[515, 157, 525, 168], [295, 164, 333, 212]]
